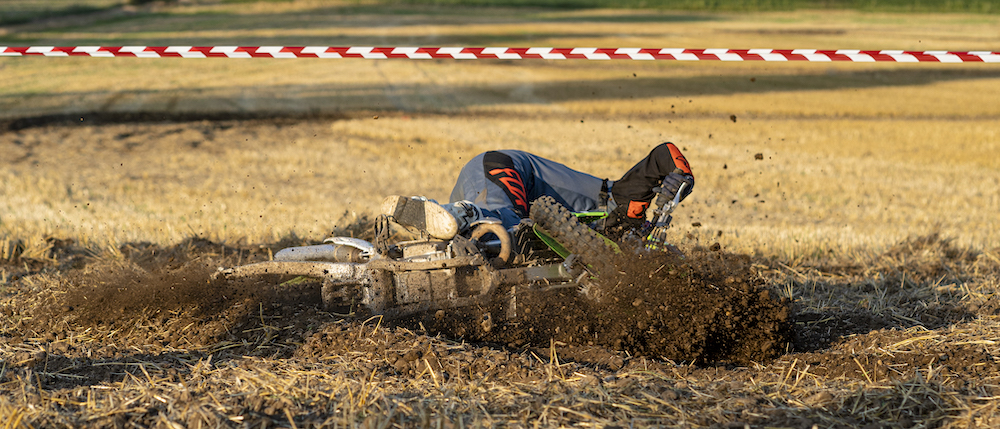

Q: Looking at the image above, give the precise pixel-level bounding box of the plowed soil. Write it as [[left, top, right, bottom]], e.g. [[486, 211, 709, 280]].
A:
[[21, 230, 790, 367], [3, 229, 994, 427]]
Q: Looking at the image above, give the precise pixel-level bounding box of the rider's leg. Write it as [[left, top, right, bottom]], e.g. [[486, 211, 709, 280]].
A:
[[449, 151, 528, 230], [604, 142, 694, 235], [382, 153, 516, 239], [450, 150, 606, 229]]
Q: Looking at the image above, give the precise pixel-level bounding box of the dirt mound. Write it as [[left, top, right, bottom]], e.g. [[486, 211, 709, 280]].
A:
[[621, 246, 791, 363], [49, 260, 261, 347], [15, 238, 333, 359], [421, 245, 792, 365], [24, 235, 790, 365]]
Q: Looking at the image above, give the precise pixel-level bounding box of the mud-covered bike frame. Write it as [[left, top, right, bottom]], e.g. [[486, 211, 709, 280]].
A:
[[214, 183, 687, 321]]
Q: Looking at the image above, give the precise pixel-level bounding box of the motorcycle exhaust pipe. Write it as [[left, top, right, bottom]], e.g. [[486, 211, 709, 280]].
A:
[[273, 244, 365, 263]]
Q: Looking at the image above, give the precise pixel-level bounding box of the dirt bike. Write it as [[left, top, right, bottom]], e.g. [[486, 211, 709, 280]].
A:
[[215, 183, 687, 324]]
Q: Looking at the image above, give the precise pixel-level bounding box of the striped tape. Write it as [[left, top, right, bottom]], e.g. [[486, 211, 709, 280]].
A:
[[1, 46, 998, 62]]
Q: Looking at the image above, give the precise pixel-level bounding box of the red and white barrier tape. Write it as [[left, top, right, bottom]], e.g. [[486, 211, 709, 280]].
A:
[[2, 46, 998, 62]]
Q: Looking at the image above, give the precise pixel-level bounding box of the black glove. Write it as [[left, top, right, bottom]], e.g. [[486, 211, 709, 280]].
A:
[[601, 203, 645, 239], [658, 172, 694, 202]]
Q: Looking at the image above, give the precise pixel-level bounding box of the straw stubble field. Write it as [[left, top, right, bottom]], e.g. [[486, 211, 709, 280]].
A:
[[2, 1, 1000, 427]]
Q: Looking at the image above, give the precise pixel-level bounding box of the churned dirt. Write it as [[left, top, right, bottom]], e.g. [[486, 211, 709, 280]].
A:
[[418, 245, 791, 366], [4, 227, 996, 427], [17, 225, 791, 367], [3, 218, 961, 371]]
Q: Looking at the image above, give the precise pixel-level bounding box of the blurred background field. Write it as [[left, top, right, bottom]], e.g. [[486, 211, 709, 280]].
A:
[[4, 0, 1000, 24], [2, 0, 999, 262]]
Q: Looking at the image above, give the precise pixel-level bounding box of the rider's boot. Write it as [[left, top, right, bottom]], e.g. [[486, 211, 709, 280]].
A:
[[381, 196, 459, 239], [381, 196, 487, 239], [442, 200, 487, 234]]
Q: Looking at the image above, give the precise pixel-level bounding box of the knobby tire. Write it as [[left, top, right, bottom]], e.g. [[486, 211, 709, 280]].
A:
[[529, 196, 617, 277]]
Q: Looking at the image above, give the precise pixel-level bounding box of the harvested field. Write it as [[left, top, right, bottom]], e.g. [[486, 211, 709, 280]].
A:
[[2, 233, 999, 427], [2, 1, 1000, 428]]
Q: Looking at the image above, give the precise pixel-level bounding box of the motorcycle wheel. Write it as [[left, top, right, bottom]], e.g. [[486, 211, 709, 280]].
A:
[[529, 196, 618, 277]]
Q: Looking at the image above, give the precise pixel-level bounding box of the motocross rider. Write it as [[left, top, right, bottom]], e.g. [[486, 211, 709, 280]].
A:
[[381, 142, 694, 240]]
